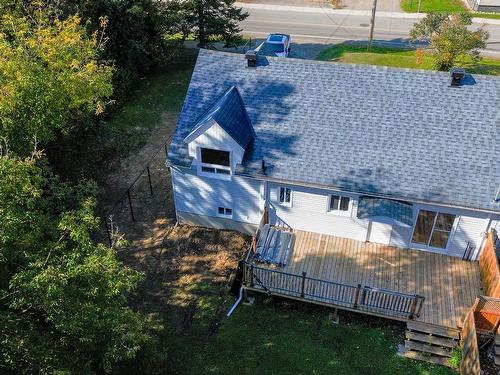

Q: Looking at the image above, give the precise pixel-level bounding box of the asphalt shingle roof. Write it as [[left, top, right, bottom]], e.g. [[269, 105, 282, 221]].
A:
[[168, 49, 500, 213], [184, 86, 254, 149]]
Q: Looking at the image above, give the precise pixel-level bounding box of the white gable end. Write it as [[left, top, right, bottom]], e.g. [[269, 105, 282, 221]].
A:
[[186, 122, 245, 169]]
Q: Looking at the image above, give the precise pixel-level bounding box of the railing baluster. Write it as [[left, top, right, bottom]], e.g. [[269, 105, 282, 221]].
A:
[[250, 264, 255, 288], [300, 272, 307, 298]]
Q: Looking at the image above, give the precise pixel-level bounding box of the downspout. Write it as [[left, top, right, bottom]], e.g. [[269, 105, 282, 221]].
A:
[[226, 287, 244, 317]]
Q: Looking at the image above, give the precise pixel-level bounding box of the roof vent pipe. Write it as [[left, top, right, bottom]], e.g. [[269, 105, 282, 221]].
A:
[[450, 67, 465, 87], [245, 49, 258, 68], [260, 159, 266, 174], [494, 186, 500, 203]]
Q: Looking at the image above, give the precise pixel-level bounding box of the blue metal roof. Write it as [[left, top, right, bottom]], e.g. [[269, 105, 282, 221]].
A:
[[184, 86, 254, 149], [168, 50, 500, 213]]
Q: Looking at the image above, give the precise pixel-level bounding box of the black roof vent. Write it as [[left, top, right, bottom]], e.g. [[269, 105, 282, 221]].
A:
[[260, 159, 266, 175], [450, 67, 466, 87], [245, 49, 258, 68]]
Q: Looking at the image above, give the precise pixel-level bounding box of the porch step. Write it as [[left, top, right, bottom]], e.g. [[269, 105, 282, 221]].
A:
[[406, 321, 460, 339], [403, 350, 453, 367], [404, 323, 459, 368], [405, 331, 457, 348], [405, 340, 453, 357]]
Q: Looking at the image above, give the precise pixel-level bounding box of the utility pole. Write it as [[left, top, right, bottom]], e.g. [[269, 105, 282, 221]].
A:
[[367, 0, 378, 52]]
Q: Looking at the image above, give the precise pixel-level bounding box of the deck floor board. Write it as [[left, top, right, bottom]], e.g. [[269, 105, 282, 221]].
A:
[[250, 230, 481, 329]]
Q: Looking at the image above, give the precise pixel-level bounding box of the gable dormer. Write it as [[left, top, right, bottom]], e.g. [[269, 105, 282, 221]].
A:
[[183, 86, 254, 178]]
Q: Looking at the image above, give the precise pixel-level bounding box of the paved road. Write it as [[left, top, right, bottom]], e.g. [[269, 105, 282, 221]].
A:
[[238, 3, 500, 57]]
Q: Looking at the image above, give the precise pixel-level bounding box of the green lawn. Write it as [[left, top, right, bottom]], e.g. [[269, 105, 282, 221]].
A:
[[400, 0, 500, 18], [400, 0, 466, 12], [316, 44, 500, 76], [471, 11, 500, 19], [163, 296, 457, 375]]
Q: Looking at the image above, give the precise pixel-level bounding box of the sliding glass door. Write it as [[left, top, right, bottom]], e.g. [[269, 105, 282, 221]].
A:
[[411, 209, 456, 250]]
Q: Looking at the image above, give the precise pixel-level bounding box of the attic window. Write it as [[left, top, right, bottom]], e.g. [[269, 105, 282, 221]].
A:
[[201, 148, 230, 166], [200, 148, 231, 176]]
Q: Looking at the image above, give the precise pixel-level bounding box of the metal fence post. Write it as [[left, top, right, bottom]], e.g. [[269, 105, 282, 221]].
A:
[[300, 272, 307, 298], [354, 284, 362, 309], [127, 189, 136, 222], [147, 166, 153, 196], [103, 215, 112, 248]]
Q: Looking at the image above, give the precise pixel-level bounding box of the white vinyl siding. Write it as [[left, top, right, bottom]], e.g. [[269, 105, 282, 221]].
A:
[[172, 168, 263, 225], [447, 214, 491, 259], [187, 123, 244, 171], [268, 183, 368, 241]]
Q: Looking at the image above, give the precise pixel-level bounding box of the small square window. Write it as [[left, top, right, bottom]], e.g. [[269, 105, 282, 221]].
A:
[[279, 187, 291, 205], [217, 206, 233, 218], [329, 195, 350, 212]]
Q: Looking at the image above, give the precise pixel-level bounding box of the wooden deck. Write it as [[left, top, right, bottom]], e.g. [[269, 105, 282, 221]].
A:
[[247, 229, 482, 329]]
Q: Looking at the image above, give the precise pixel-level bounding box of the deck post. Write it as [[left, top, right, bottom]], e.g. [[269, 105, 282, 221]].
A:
[[354, 284, 362, 309], [409, 295, 419, 320], [300, 272, 307, 298], [250, 264, 255, 288], [251, 237, 256, 253]]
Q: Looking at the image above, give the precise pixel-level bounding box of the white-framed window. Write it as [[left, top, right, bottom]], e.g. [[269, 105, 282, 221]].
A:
[[278, 187, 292, 206], [217, 206, 233, 218], [199, 147, 231, 176], [411, 209, 456, 250], [328, 194, 351, 214]]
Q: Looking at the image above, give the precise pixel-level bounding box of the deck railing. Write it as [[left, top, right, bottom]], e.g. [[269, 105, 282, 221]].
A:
[[243, 262, 425, 320]]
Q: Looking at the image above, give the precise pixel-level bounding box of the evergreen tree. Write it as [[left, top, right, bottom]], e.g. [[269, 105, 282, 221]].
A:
[[183, 0, 248, 48]]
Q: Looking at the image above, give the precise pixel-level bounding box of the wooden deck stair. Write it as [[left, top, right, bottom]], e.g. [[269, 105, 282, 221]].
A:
[[403, 321, 459, 368]]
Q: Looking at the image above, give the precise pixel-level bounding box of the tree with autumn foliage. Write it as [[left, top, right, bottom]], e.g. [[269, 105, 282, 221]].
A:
[[0, 4, 153, 373], [410, 13, 489, 71]]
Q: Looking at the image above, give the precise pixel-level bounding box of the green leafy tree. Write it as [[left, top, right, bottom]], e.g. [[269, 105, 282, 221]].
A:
[[410, 13, 488, 71], [0, 6, 113, 156], [0, 4, 153, 373], [182, 0, 248, 48], [0, 156, 153, 373]]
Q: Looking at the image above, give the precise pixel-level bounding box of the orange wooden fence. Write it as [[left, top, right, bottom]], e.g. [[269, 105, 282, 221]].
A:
[[460, 307, 481, 375], [478, 230, 500, 298]]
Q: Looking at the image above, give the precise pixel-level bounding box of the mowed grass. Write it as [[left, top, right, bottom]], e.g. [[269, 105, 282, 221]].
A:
[[162, 297, 456, 375], [316, 44, 500, 76], [401, 0, 466, 12]]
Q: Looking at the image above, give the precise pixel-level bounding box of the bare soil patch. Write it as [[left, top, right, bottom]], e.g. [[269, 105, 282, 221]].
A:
[[95, 106, 250, 346]]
